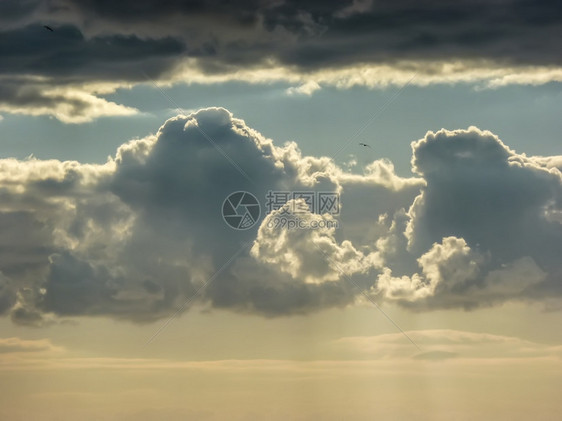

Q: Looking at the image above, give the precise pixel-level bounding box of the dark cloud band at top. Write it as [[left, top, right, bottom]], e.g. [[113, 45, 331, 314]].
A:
[[1, 0, 562, 121]]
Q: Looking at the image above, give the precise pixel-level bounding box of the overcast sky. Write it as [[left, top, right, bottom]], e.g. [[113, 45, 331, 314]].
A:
[[0, 1, 561, 420]]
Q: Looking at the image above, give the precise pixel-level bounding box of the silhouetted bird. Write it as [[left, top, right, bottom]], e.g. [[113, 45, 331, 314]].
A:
[[359, 142, 372, 148], [43, 25, 54, 32]]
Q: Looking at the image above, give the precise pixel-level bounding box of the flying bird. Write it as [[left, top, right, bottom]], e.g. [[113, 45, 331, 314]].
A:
[[359, 142, 372, 148], [43, 25, 54, 32]]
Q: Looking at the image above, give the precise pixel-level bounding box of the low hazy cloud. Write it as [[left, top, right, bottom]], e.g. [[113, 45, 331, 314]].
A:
[[2, 329, 560, 370], [0, 107, 560, 325], [332, 329, 562, 360], [1, 0, 562, 121], [0, 337, 63, 354]]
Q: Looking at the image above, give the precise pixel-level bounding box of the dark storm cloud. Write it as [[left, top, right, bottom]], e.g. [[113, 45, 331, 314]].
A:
[[298, 0, 562, 67], [54, 0, 562, 68], [0, 0, 41, 26], [2, 0, 562, 77], [0, 24, 185, 80], [1, 0, 562, 120], [68, 0, 261, 22]]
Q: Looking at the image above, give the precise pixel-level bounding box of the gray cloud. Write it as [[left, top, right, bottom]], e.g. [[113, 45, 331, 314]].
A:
[[0, 76, 138, 123], [407, 127, 562, 271], [0, 108, 560, 324], [0, 0, 42, 28], [21, 0, 562, 69], [0, 24, 185, 80], [0, 274, 17, 315], [374, 126, 562, 310], [1, 1, 562, 120]]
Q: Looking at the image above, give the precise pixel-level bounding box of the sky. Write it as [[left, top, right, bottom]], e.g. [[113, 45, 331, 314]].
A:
[[0, 1, 562, 420]]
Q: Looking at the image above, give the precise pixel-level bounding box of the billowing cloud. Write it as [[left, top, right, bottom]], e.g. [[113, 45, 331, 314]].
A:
[[1, 0, 562, 120], [376, 236, 484, 303], [387, 126, 562, 309], [251, 199, 381, 284], [0, 108, 560, 325]]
